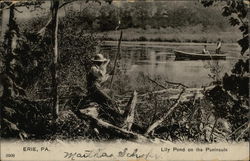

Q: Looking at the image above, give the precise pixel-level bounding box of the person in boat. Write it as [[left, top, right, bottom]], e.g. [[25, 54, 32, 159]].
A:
[[85, 53, 125, 126], [215, 38, 222, 54], [202, 45, 210, 54]]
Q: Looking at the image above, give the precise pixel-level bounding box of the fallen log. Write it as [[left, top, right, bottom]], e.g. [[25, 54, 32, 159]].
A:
[[77, 107, 149, 142], [123, 91, 137, 131], [139, 85, 215, 97]]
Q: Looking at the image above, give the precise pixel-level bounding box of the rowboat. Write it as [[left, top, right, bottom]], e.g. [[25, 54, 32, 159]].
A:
[[174, 50, 227, 60]]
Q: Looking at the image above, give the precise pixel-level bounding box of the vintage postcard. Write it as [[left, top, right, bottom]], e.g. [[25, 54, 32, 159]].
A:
[[0, 0, 249, 160]]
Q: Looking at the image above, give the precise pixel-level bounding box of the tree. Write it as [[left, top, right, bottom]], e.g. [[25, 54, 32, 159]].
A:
[[98, 4, 119, 31], [0, 1, 45, 140], [201, 0, 249, 141], [38, 0, 113, 118], [50, 0, 60, 118], [0, 0, 113, 139], [0, 1, 43, 97], [201, 0, 248, 55], [130, 2, 154, 29]]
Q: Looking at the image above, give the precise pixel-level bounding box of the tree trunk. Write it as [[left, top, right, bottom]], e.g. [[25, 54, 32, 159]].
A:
[[51, 0, 60, 118], [1, 8, 8, 41], [2, 4, 20, 98], [5, 4, 16, 75], [0, 9, 4, 41]]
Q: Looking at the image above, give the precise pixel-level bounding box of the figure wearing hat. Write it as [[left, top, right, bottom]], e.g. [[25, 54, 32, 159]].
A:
[[86, 54, 124, 125], [88, 54, 110, 87]]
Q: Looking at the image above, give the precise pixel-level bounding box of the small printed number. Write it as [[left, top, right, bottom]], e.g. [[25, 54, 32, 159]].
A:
[[6, 154, 15, 157]]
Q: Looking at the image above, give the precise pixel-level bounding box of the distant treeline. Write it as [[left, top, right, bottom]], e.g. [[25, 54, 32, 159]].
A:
[[59, 1, 233, 32], [19, 1, 239, 43]]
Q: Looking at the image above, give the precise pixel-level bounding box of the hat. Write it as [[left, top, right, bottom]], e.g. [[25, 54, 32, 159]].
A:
[[91, 54, 108, 62]]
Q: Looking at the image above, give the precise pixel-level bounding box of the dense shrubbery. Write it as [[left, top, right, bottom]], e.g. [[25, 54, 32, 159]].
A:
[[0, 2, 101, 140]]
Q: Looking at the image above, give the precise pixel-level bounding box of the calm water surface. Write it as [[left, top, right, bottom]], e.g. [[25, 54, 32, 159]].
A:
[[101, 42, 241, 88]]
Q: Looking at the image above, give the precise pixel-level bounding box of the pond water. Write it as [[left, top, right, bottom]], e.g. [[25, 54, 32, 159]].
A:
[[101, 41, 241, 88]]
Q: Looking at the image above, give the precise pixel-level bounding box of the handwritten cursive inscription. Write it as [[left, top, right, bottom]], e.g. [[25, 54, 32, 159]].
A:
[[64, 148, 156, 160], [64, 149, 113, 160]]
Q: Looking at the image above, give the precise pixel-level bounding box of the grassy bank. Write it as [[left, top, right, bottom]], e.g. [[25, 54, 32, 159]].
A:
[[100, 27, 241, 43]]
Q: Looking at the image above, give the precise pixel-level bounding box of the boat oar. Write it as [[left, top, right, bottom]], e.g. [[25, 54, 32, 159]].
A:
[[208, 50, 213, 61], [109, 30, 123, 89]]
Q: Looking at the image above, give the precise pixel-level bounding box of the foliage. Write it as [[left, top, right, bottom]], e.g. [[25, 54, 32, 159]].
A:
[[98, 4, 119, 31], [201, 0, 249, 55], [117, 1, 230, 30], [0, 0, 102, 140], [58, 10, 101, 95], [1, 97, 102, 141], [0, 1, 44, 10], [15, 32, 52, 89], [205, 86, 230, 119], [53, 110, 95, 140], [2, 21, 52, 97], [201, 2, 249, 140], [223, 59, 249, 98], [1, 17, 52, 138], [1, 97, 53, 139]]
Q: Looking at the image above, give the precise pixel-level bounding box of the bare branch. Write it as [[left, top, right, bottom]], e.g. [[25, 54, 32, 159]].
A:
[[109, 30, 123, 89], [59, 0, 76, 9], [37, 0, 85, 36], [209, 116, 218, 142], [146, 76, 168, 89], [145, 88, 186, 135], [226, 121, 249, 139], [0, 2, 16, 11], [14, 7, 23, 13], [146, 75, 188, 89], [236, 125, 249, 141], [37, 17, 52, 36], [165, 80, 188, 88]]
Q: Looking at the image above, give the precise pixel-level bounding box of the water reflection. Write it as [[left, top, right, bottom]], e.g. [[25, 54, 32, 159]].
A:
[[101, 44, 238, 88]]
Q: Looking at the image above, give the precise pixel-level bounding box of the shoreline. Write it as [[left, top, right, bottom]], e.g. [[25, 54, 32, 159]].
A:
[[98, 28, 241, 44], [102, 41, 239, 46], [101, 41, 244, 58]]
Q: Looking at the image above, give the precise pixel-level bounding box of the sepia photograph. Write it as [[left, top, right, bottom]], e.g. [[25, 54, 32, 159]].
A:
[[0, 0, 249, 160]]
